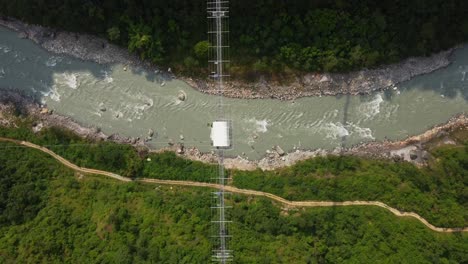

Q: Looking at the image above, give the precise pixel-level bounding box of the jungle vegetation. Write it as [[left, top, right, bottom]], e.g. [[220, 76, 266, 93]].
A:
[[0, 113, 467, 230], [1, 0, 468, 78], [0, 142, 467, 263]]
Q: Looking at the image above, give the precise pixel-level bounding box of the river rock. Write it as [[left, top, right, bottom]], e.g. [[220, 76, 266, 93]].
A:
[[148, 129, 154, 137], [177, 91, 186, 101], [32, 122, 44, 133], [99, 104, 106, 112], [177, 145, 184, 154], [421, 150, 430, 161], [180, 134, 185, 140], [319, 75, 330, 83], [392, 155, 403, 162], [275, 145, 285, 156], [409, 150, 418, 160], [18, 32, 27, 39]]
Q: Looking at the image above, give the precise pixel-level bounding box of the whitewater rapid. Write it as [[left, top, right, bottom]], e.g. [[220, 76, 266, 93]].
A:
[[0, 26, 467, 159]]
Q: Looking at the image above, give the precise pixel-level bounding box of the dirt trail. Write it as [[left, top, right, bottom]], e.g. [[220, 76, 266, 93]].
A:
[[1, 137, 466, 233]]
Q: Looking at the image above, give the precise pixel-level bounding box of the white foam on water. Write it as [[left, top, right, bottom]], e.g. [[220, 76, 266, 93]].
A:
[[129, 96, 154, 119], [0, 45, 11, 53], [383, 104, 400, 121], [347, 123, 375, 140], [249, 119, 269, 133], [45, 56, 62, 67], [55, 73, 79, 89], [307, 108, 373, 140], [49, 88, 61, 102], [134, 104, 147, 112], [101, 70, 114, 83], [64, 73, 78, 89], [321, 122, 349, 140], [172, 97, 182, 105], [12, 51, 26, 63], [317, 121, 374, 141], [306, 109, 339, 130], [41, 86, 61, 102], [39, 90, 49, 97], [358, 93, 384, 122], [105, 76, 114, 83], [112, 110, 124, 119]]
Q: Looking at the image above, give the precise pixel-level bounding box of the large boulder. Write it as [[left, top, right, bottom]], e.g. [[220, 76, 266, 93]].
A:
[[177, 91, 186, 101]]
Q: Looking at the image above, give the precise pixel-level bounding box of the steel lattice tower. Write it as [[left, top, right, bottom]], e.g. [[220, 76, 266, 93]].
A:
[[208, 0, 232, 263]]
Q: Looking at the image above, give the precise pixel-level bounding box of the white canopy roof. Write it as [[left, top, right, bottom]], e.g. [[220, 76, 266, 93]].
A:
[[211, 121, 230, 148]]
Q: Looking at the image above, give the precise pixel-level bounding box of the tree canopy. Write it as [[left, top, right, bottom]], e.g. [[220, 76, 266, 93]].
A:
[[1, 0, 468, 77], [0, 144, 467, 263]]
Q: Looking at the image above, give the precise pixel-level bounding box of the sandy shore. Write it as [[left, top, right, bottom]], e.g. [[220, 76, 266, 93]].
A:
[[0, 17, 458, 100]]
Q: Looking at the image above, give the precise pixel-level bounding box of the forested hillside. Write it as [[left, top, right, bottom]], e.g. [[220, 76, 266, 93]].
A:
[[1, 115, 467, 230], [1, 0, 467, 76], [0, 144, 467, 263]]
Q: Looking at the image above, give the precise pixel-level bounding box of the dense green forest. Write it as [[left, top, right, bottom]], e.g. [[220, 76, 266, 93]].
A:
[[1, 0, 468, 77], [233, 147, 468, 228], [0, 117, 218, 181], [1, 116, 467, 229], [0, 143, 467, 263]]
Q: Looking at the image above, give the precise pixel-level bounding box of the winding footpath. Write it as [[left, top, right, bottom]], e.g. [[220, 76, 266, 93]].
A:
[[1, 137, 467, 233]]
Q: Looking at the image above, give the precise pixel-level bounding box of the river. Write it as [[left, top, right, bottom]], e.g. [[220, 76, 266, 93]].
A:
[[0, 26, 467, 159]]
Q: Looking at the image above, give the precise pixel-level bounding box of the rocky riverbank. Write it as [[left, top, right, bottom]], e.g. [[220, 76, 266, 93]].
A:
[[0, 90, 148, 147], [185, 48, 454, 100], [0, 17, 457, 100], [177, 113, 467, 170], [1, 90, 465, 171], [1, 18, 466, 170]]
